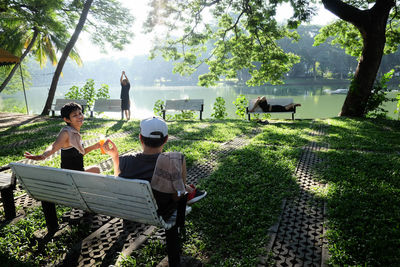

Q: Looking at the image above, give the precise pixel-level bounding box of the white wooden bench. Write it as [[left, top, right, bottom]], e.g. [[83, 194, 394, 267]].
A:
[[51, 99, 89, 117], [0, 166, 16, 220], [90, 99, 122, 119], [10, 162, 191, 265], [246, 98, 297, 120], [162, 99, 204, 120]]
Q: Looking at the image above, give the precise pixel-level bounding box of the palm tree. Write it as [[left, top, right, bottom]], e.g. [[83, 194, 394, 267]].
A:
[[0, 0, 82, 93]]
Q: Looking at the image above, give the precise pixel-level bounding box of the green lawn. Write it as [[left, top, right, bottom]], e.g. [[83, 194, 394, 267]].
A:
[[0, 117, 399, 266]]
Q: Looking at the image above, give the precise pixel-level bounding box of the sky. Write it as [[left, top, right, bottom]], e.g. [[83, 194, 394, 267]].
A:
[[76, 1, 337, 62]]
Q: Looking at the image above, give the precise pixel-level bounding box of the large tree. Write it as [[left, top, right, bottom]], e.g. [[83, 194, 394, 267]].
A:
[[318, 0, 398, 116], [41, 0, 134, 115], [145, 0, 400, 117]]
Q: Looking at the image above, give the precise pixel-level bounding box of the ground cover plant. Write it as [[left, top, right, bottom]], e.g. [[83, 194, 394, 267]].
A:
[[1, 116, 399, 266], [314, 117, 400, 266]]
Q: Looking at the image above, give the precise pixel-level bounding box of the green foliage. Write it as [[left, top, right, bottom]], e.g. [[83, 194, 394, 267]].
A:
[[65, 79, 110, 109], [394, 93, 400, 119], [120, 240, 165, 266], [174, 110, 196, 120], [145, 0, 303, 87], [153, 99, 164, 117], [232, 94, 248, 119], [0, 98, 27, 113], [187, 145, 300, 266], [211, 97, 228, 119], [314, 21, 363, 58], [0, 64, 31, 95], [365, 70, 395, 118]]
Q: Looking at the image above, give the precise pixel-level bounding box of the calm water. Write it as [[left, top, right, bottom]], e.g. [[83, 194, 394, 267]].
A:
[[1, 83, 398, 120]]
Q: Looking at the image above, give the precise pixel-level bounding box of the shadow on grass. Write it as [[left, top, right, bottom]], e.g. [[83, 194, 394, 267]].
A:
[[184, 144, 301, 266], [0, 252, 36, 267], [314, 148, 400, 266], [320, 117, 400, 152]]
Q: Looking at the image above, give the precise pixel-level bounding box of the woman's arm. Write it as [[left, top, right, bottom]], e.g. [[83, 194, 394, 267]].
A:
[[24, 130, 69, 160], [120, 71, 124, 84], [84, 142, 101, 155]]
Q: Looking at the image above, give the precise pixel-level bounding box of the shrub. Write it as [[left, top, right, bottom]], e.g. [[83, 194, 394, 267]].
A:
[[365, 70, 396, 119], [65, 79, 110, 113], [211, 97, 228, 119], [233, 94, 248, 119]]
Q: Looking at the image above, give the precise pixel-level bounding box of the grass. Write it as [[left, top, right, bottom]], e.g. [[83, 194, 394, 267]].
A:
[[1, 116, 400, 266]]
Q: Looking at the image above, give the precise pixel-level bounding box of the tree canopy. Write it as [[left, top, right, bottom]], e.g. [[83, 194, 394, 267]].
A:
[[145, 0, 400, 117]]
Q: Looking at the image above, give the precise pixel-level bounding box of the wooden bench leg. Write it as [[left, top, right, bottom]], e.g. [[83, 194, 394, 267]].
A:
[[41, 201, 58, 233], [1, 187, 16, 220], [165, 225, 181, 267]]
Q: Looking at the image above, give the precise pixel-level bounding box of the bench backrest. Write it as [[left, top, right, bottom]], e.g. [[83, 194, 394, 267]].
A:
[[165, 99, 204, 111], [93, 99, 122, 112], [248, 98, 293, 112], [53, 99, 88, 110], [10, 162, 175, 229]]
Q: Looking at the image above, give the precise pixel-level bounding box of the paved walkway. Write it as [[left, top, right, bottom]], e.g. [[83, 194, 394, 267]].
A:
[[0, 112, 51, 131]]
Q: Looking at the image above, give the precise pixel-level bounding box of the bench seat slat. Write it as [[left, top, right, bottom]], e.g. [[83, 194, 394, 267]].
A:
[[165, 99, 204, 111], [93, 99, 122, 112], [88, 204, 158, 221], [82, 193, 153, 212]]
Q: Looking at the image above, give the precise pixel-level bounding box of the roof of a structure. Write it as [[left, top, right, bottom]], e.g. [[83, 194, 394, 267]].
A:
[[0, 48, 20, 66]]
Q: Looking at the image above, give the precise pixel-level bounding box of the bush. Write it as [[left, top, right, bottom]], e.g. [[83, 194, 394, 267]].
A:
[[233, 94, 248, 119], [365, 70, 396, 119], [65, 79, 110, 113], [211, 97, 228, 119]]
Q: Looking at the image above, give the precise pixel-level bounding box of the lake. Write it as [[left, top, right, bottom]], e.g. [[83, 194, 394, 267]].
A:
[[1, 82, 399, 120]]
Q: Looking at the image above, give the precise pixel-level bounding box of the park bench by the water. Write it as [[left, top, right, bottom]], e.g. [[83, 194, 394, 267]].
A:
[[10, 162, 191, 266], [51, 99, 89, 117], [246, 98, 297, 120], [90, 99, 122, 119], [162, 99, 204, 120]]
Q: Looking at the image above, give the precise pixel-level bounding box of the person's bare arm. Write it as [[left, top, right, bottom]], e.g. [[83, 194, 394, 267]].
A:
[[120, 71, 125, 84], [24, 130, 69, 160], [84, 142, 101, 155], [103, 139, 120, 176]]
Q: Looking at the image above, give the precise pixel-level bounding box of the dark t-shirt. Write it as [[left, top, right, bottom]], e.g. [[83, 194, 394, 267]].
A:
[[120, 83, 130, 100], [119, 152, 177, 219]]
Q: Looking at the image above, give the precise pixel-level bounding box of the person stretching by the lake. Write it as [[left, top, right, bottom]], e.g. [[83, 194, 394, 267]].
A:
[[120, 71, 131, 120], [249, 96, 301, 112]]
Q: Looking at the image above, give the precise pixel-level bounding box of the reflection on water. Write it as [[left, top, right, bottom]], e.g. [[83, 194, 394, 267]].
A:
[[1, 83, 398, 120]]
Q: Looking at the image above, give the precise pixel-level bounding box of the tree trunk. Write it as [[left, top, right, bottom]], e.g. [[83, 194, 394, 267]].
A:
[[41, 0, 94, 115], [322, 0, 395, 117], [340, 28, 386, 116], [0, 29, 39, 93]]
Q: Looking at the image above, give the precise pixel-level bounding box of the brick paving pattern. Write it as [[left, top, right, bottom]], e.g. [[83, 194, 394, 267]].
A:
[[259, 123, 329, 267]]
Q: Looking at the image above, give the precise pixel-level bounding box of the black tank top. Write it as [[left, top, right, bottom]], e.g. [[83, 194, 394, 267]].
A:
[[258, 100, 270, 112], [61, 147, 84, 171]]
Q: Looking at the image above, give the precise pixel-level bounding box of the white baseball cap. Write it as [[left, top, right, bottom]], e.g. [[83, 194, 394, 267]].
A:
[[140, 117, 168, 138]]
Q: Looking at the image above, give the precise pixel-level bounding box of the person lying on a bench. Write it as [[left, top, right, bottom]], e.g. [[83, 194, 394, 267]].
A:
[[103, 116, 206, 219], [249, 96, 301, 112]]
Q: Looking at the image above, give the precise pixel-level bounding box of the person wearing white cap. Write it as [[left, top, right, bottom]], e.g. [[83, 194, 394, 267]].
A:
[[103, 116, 206, 219]]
